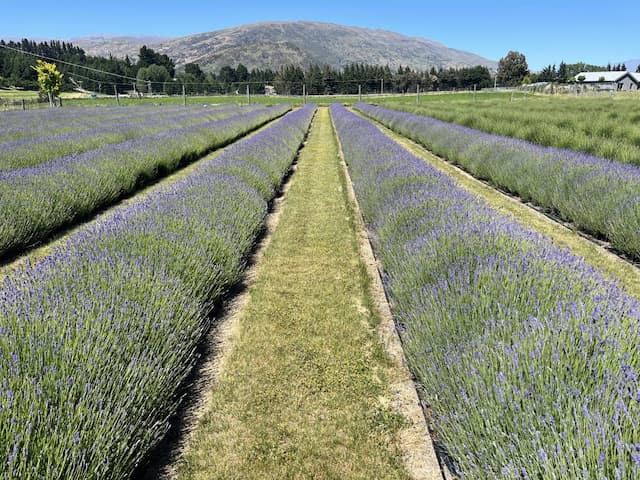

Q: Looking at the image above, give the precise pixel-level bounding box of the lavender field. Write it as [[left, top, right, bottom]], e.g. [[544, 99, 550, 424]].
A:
[[0, 104, 316, 479], [0, 103, 262, 169], [0, 94, 638, 480], [356, 102, 640, 260], [0, 104, 289, 259], [332, 103, 640, 479]]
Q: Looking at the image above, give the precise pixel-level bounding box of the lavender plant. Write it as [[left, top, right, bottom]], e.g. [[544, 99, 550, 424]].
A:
[[0, 104, 260, 170], [0, 104, 316, 479], [355, 102, 640, 260], [0, 104, 290, 259], [331, 103, 640, 479], [378, 98, 640, 165]]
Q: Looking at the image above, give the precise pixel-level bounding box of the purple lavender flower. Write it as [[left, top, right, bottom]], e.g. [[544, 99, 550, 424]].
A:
[[331, 103, 640, 479], [0, 104, 315, 478]]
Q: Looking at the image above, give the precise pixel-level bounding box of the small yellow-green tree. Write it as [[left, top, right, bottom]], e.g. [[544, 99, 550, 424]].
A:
[[32, 60, 63, 107]]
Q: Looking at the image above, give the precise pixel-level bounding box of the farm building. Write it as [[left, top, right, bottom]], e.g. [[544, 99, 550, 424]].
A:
[[574, 71, 640, 91]]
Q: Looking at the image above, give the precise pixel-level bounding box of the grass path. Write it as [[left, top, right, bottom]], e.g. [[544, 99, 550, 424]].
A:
[[177, 107, 433, 479], [366, 113, 640, 299]]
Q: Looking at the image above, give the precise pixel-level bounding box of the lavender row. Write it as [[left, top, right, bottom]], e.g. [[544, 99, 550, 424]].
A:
[[331, 103, 640, 479], [355, 102, 640, 260], [0, 104, 290, 259], [0, 103, 211, 142], [0, 104, 260, 170], [0, 104, 317, 479]]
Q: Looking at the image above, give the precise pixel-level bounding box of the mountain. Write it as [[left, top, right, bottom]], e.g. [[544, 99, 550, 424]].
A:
[[72, 21, 497, 72], [68, 35, 173, 59]]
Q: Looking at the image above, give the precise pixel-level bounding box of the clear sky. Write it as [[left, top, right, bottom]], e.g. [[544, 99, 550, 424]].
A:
[[2, 0, 639, 71]]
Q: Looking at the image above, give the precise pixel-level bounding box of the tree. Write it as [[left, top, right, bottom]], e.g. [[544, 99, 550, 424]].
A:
[[637, 65, 640, 73], [32, 59, 63, 107], [497, 51, 529, 86], [538, 64, 557, 82], [136, 64, 171, 95], [137, 45, 175, 77], [557, 61, 568, 82], [184, 62, 205, 82]]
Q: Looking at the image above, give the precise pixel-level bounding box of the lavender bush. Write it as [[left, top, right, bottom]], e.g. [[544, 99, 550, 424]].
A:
[[0, 104, 316, 479], [331, 103, 640, 479], [355, 102, 640, 260], [0, 104, 290, 259], [0, 104, 259, 170]]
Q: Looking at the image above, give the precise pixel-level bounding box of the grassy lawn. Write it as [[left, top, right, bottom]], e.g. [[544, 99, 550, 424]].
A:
[[370, 115, 640, 300], [177, 107, 414, 479]]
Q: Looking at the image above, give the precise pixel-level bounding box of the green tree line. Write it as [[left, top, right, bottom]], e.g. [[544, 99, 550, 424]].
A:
[[1, 39, 496, 95]]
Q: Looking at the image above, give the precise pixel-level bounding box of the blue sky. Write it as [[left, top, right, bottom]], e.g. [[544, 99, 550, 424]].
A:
[[2, 0, 639, 71]]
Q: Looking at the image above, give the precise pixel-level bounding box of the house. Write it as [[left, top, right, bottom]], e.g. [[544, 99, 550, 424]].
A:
[[574, 71, 640, 91]]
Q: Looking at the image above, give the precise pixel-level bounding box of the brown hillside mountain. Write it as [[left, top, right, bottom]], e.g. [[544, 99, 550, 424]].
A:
[[71, 21, 496, 72]]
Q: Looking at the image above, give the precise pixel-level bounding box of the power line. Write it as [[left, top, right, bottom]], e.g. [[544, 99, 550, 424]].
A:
[[0, 42, 404, 89], [0, 42, 140, 82]]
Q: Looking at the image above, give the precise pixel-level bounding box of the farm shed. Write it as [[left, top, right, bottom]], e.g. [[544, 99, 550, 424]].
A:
[[574, 71, 640, 91]]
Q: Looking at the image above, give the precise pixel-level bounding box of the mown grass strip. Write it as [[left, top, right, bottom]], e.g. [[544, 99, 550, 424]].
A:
[[178, 107, 412, 480], [360, 109, 640, 300]]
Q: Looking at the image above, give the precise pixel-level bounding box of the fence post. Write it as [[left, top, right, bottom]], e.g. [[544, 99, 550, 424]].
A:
[[182, 84, 187, 106], [358, 84, 362, 101], [21, 99, 26, 110], [114, 85, 120, 106], [416, 84, 420, 104]]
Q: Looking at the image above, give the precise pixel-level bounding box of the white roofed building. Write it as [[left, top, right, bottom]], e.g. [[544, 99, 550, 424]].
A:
[[574, 71, 640, 91]]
